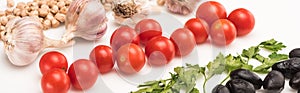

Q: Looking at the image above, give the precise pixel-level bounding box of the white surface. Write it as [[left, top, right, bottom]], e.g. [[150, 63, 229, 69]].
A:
[[1, 0, 300, 93]]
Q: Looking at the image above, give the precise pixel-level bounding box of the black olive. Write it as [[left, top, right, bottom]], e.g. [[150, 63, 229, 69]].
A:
[[212, 84, 230, 93], [230, 69, 263, 90], [290, 48, 300, 58], [263, 70, 285, 93], [225, 79, 255, 93], [290, 71, 300, 89], [272, 58, 300, 79]]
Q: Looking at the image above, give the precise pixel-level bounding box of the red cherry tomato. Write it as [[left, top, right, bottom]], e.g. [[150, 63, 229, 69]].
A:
[[145, 36, 175, 66], [116, 43, 146, 74], [210, 19, 237, 46], [170, 28, 196, 56], [39, 51, 68, 75], [196, 1, 227, 25], [228, 8, 255, 36], [68, 59, 99, 90], [135, 19, 162, 45], [184, 18, 209, 44], [90, 45, 114, 74], [41, 69, 70, 93], [110, 26, 140, 52]]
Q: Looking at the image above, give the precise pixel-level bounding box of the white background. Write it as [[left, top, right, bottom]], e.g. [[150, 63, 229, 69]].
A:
[[1, 0, 300, 93]]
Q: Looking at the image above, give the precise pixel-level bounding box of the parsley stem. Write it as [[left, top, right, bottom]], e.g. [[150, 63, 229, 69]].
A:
[[202, 73, 207, 93], [203, 75, 212, 93], [220, 74, 230, 84]]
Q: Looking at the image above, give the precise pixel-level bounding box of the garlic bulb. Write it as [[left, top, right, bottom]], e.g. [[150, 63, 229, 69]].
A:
[[62, 0, 107, 43], [112, 0, 158, 27], [0, 17, 72, 66], [165, 0, 200, 15]]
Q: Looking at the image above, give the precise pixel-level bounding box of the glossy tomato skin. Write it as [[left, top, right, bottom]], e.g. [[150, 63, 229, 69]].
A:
[[39, 51, 68, 75], [68, 59, 99, 90], [184, 18, 209, 44], [41, 69, 70, 93], [135, 19, 162, 45], [145, 36, 175, 66], [170, 28, 196, 56], [110, 26, 140, 52], [228, 8, 255, 36], [116, 43, 146, 74], [90, 45, 114, 74], [210, 19, 237, 46], [196, 1, 227, 25]]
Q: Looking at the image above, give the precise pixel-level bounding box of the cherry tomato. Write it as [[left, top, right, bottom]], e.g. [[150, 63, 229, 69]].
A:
[[110, 26, 140, 52], [135, 19, 162, 45], [41, 69, 70, 93], [196, 1, 227, 25], [145, 36, 175, 66], [90, 45, 114, 74], [39, 51, 68, 75], [68, 59, 99, 90], [170, 28, 196, 56], [116, 43, 146, 74], [228, 8, 255, 36], [210, 19, 237, 46], [184, 18, 209, 44]]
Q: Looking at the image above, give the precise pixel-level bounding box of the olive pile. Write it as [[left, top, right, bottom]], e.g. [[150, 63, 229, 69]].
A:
[[212, 48, 300, 93]]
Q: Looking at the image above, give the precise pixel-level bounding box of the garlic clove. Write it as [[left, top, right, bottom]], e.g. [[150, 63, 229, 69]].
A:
[[63, 0, 108, 42]]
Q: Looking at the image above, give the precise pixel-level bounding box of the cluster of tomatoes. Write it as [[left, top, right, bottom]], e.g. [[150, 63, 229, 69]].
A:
[[193, 1, 255, 46], [38, 1, 255, 92], [39, 51, 99, 93]]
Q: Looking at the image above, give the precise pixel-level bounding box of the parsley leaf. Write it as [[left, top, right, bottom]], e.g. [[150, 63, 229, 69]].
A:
[[242, 46, 260, 59], [131, 64, 202, 93], [259, 39, 286, 52], [206, 53, 226, 78]]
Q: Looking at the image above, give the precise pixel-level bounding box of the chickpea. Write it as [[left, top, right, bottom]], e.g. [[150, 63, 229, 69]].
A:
[[38, 1, 47, 7], [6, 15, 16, 20], [0, 11, 5, 16], [51, 19, 60, 28], [5, 8, 14, 15], [54, 13, 65, 22], [7, 0, 15, 8], [38, 8, 48, 17], [59, 6, 68, 14], [46, 13, 54, 20], [16, 2, 26, 9], [0, 16, 8, 25], [50, 5, 59, 14], [43, 19, 51, 30], [29, 6, 39, 11], [0, 26, 5, 31], [57, 1, 65, 8], [20, 10, 28, 17], [29, 10, 39, 16], [41, 4, 50, 10], [157, 0, 166, 6], [13, 8, 21, 16], [65, 0, 72, 6], [39, 18, 44, 23]]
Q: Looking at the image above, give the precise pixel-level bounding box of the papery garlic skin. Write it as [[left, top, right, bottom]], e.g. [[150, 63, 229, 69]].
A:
[[2, 17, 44, 66], [165, 0, 200, 15], [64, 0, 107, 42], [112, 0, 155, 27]]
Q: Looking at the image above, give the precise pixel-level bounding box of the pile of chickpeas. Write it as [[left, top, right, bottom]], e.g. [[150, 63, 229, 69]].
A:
[[0, 0, 73, 31]]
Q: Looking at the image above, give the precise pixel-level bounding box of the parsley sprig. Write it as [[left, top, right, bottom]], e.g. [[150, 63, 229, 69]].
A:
[[131, 39, 288, 93]]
